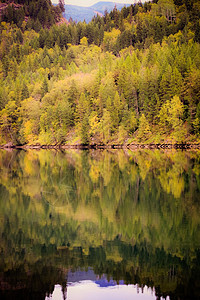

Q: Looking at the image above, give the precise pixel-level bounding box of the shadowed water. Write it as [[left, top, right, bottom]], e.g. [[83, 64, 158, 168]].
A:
[[0, 149, 200, 300]]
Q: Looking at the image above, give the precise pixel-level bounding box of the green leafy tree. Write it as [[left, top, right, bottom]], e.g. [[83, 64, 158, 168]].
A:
[[0, 100, 19, 143], [101, 109, 112, 144], [21, 83, 29, 101], [137, 113, 152, 141], [41, 78, 48, 98]]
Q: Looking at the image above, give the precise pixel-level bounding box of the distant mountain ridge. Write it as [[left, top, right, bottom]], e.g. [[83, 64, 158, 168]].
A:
[[90, 1, 129, 14], [62, 1, 131, 23]]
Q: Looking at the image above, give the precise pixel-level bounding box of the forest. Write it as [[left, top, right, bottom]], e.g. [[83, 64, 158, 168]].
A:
[[0, 0, 200, 145]]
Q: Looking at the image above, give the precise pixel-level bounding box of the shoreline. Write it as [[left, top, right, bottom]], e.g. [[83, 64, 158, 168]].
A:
[[1, 143, 200, 150]]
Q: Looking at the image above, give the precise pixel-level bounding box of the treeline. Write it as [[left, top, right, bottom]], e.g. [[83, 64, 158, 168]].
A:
[[0, 0, 200, 145]]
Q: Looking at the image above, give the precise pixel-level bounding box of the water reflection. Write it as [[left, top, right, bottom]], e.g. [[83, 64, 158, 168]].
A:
[[45, 269, 162, 300], [46, 279, 161, 300], [0, 149, 200, 299]]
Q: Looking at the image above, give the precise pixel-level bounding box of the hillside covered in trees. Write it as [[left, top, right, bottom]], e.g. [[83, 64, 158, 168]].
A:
[[0, 0, 200, 146], [0, 0, 65, 30]]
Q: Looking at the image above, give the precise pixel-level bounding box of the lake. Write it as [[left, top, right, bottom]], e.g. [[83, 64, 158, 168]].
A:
[[0, 149, 200, 300]]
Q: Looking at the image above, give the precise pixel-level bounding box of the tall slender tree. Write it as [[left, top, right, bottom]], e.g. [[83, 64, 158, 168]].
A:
[[59, 0, 65, 12]]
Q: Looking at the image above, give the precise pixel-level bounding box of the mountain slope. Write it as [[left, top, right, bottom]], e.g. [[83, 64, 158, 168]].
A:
[[63, 1, 131, 23], [0, 0, 63, 30], [63, 5, 98, 23], [91, 1, 128, 14]]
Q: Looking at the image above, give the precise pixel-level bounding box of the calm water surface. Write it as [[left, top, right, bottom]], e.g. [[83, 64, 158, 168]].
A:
[[0, 149, 200, 300]]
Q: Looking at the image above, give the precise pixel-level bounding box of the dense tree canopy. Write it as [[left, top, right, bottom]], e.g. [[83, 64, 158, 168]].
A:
[[0, 0, 63, 30], [0, 0, 200, 145]]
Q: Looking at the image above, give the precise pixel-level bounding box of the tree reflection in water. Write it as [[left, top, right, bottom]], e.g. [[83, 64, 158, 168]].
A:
[[0, 149, 200, 299]]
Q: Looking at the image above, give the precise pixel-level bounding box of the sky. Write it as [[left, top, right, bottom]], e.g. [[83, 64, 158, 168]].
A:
[[53, 1, 135, 7]]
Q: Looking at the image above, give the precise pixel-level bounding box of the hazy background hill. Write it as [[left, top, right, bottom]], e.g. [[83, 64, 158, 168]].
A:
[[63, 4, 99, 23], [91, 1, 128, 14], [62, 1, 131, 23]]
